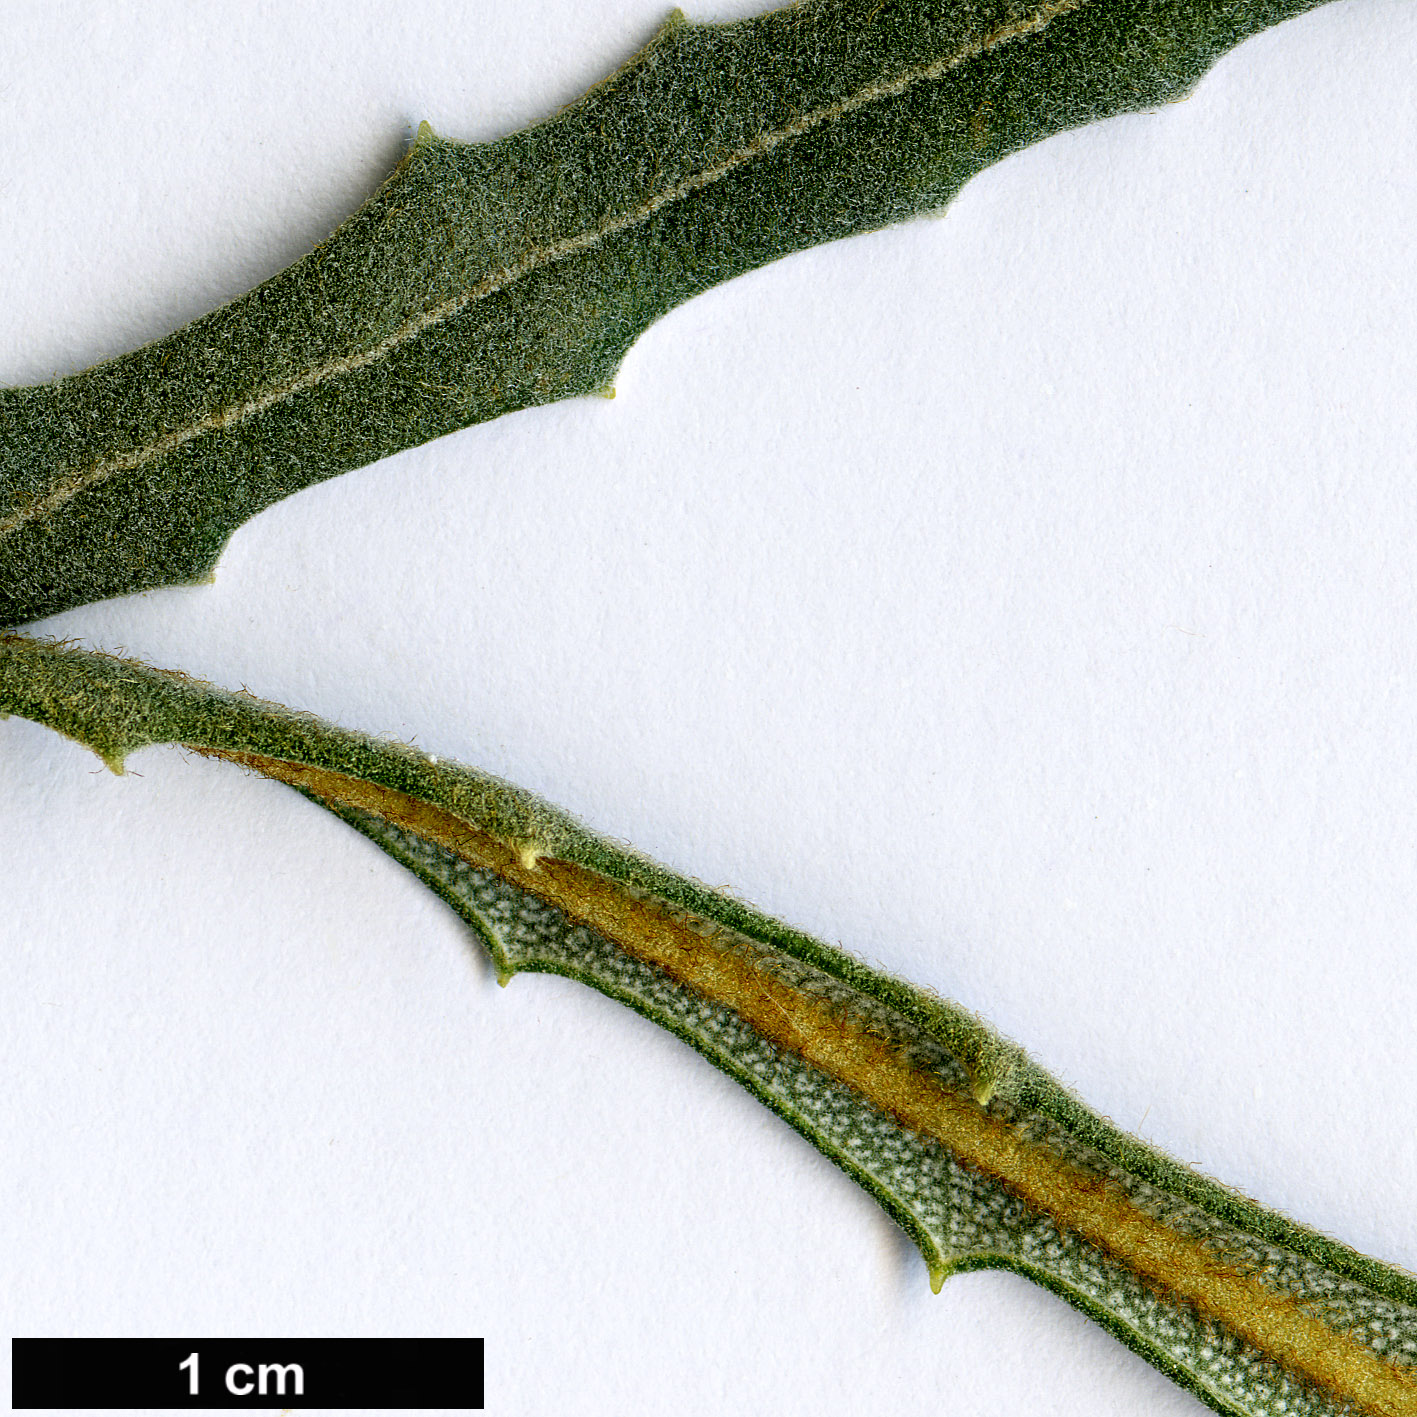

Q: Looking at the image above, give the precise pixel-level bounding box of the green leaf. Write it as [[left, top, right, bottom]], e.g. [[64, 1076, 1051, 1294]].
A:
[[5, 630, 1415, 1417], [0, 0, 1333, 628]]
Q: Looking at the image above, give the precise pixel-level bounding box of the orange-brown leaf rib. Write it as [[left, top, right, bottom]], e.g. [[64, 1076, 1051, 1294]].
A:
[[205, 749, 1417, 1417]]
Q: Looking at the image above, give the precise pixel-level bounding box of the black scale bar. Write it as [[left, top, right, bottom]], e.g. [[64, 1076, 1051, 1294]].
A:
[[11, 1337, 483, 1409]]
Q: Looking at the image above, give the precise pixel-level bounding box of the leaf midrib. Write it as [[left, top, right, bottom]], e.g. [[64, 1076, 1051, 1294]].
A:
[[203, 743, 1417, 1417], [0, 0, 1087, 548]]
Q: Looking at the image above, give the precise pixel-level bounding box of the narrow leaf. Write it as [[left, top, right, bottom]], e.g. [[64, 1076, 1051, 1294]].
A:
[[0, 0, 1333, 627], [5, 631, 1415, 1417]]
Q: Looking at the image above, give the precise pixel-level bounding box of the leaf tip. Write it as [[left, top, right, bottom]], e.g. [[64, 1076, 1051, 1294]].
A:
[[928, 1261, 947, 1295], [413, 118, 439, 148]]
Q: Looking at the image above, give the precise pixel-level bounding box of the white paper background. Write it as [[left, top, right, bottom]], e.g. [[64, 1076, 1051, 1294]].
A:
[[2, 1, 1415, 1413]]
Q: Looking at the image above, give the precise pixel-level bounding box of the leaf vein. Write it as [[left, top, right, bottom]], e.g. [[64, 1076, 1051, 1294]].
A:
[[0, 0, 1087, 547]]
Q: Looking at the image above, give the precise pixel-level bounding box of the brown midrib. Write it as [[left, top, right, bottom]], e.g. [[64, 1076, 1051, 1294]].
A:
[[204, 748, 1417, 1417]]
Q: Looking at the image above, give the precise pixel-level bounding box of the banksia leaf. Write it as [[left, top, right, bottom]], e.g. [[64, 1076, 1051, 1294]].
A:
[[4, 631, 1414, 1417], [0, 0, 1335, 627]]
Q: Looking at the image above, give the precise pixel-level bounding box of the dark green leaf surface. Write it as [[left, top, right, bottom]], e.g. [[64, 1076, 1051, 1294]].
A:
[[0, 0, 1329, 627]]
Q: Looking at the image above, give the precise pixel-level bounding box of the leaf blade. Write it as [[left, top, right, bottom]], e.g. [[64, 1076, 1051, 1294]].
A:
[[0, 0, 1332, 627], [5, 630, 1415, 1416]]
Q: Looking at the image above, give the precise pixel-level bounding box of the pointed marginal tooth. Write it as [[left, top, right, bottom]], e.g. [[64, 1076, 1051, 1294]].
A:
[[970, 1072, 996, 1107]]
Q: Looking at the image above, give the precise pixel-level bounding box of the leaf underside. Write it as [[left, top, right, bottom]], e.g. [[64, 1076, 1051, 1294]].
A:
[[4, 632, 1415, 1417], [1, 0, 1331, 627]]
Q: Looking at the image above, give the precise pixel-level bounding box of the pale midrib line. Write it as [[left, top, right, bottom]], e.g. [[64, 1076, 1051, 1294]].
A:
[[1, 0, 1088, 545]]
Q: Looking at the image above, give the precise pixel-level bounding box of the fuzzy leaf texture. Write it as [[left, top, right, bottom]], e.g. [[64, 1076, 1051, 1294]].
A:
[[0, 0, 1335, 627], [2, 632, 1415, 1417]]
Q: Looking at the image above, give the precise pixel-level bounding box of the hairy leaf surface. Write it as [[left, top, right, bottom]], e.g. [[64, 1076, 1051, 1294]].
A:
[[4, 631, 1415, 1417], [0, 0, 1332, 627]]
